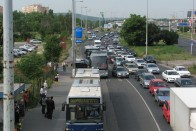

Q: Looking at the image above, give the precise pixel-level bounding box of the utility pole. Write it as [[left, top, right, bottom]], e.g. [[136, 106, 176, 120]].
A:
[[72, 0, 76, 77], [146, 0, 148, 56], [3, 0, 15, 130]]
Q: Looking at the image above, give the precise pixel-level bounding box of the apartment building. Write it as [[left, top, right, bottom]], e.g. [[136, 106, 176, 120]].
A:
[[22, 4, 49, 14]]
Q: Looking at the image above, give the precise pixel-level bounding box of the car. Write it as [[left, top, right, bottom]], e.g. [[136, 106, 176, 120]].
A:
[[162, 100, 170, 124], [139, 73, 156, 89], [174, 78, 196, 87], [114, 57, 124, 66], [112, 66, 129, 78], [30, 39, 42, 44], [149, 79, 168, 95], [143, 55, 157, 63], [128, 49, 137, 57], [144, 63, 160, 74], [124, 63, 138, 74], [120, 52, 129, 59], [134, 69, 148, 81], [173, 66, 191, 78], [154, 88, 170, 106], [124, 55, 135, 62], [162, 70, 181, 83], [134, 59, 146, 68]]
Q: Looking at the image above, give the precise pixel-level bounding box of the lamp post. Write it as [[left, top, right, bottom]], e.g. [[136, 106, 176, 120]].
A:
[[146, 0, 148, 56], [81, 7, 87, 27], [191, 0, 195, 55], [72, 0, 76, 77]]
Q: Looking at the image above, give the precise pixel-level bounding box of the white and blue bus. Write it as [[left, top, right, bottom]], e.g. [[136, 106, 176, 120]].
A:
[[63, 69, 106, 131]]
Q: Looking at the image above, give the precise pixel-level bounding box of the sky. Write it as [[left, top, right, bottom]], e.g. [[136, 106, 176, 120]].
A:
[[0, 0, 195, 19]]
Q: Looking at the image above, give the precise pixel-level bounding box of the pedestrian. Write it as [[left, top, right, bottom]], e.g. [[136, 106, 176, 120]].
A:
[[14, 101, 20, 124], [45, 97, 50, 118], [41, 95, 47, 114], [54, 74, 59, 86], [43, 80, 48, 89], [62, 62, 66, 72], [40, 86, 44, 98], [23, 91, 29, 111], [46, 96, 55, 119]]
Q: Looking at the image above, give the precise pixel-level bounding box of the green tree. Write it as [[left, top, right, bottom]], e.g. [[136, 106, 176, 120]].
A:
[[120, 14, 146, 46], [0, 21, 2, 45], [160, 30, 179, 45], [15, 53, 45, 80], [43, 35, 62, 64]]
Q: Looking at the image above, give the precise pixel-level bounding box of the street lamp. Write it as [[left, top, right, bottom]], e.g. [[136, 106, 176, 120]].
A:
[[191, 0, 195, 55], [81, 6, 87, 27], [146, 0, 148, 56]]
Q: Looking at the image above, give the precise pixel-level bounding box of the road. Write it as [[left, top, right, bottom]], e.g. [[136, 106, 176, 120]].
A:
[[178, 36, 196, 55]]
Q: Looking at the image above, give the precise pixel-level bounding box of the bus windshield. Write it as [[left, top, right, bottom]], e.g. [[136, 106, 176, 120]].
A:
[[90, 56, 108, 69], [66, 104, 102, 123]]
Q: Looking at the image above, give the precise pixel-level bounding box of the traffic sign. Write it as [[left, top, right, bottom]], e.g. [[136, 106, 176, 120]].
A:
[[178, 22, 189, 27], [76, 40, 83, 44], [76, 27, 83, 38]]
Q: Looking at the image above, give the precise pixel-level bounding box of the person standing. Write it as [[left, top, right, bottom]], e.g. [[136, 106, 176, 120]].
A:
[[62, 62, 66, 72], [43, 80, 48, 89], [41, 95, 47, 114], [23, 91, 29, 111], [47, 96, 55, 119], [40, 87, 44, 98], [54, 74, 59, 86]]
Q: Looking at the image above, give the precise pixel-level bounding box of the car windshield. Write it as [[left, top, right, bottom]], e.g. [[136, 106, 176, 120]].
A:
[[168, 71, 178, 75], [148, 64, 157, 68], [145, 75, 155, 80], [127, 65, 137, 68], [138, 70, 147, 74], [178, 67, 187, 71], [154, 82, 166, 87], [116, 58, 124, 61], [181, 79, 194, 86], [158, 91, 169, 96], [117, 68, 127, 71], [137, 60, 145, 63], [127, 56, 134, 58]]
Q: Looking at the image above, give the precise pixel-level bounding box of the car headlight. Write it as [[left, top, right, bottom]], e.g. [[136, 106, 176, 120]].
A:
[[144, 82, 149, 85], [117, 73, 121, 75]]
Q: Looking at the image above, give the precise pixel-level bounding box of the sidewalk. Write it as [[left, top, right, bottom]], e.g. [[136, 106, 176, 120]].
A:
[[22, 65, 73, 131]]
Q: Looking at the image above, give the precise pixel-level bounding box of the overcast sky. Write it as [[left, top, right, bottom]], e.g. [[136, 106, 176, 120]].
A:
[[0, 0, 195, 18]]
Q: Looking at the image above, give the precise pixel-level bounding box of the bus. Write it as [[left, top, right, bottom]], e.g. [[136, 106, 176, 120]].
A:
[[63, 68, 106, 131], [90, 51, 108, 78], [84, 45, 99, 60]]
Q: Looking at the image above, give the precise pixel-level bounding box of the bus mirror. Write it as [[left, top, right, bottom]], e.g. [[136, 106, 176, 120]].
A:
[[103, 102, 106, 111], [61, 102, 66, 111]]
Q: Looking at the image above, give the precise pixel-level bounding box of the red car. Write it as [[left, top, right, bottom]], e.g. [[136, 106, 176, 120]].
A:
[[149, 79, 167, 95], [162, 100, 170, 124]]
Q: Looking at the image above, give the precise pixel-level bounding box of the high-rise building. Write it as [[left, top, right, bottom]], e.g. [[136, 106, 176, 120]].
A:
[[0, 5, 3, 14], [22, 4, 49, 14]]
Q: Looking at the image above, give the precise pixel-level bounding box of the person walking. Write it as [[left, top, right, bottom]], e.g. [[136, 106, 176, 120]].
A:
[[54, 74, 59, 86], [46, 96, 55, 119], [43, 80, 48, 89], [23, 91, 29, 111], [41, 95, 47, 114], [62, 62, 66, 72], [40, 86, 44, 98]]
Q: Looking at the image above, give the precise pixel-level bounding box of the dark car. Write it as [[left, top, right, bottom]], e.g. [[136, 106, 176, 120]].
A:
[[154, 88, 170, 106], [112, 66, 129, 78], [143, 55, 157, 64], [174, 78, 196, 87], [134, 69, 148, 81], [128, 49, 137, 57]]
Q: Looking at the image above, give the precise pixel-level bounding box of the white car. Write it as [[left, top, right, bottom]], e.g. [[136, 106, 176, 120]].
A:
[[162, 70, 181, 82], [124, 55, 135, 62], [173, 66, 191, 78], [134, 59, 146, 68]]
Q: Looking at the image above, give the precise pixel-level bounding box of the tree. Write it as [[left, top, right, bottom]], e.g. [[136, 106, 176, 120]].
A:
[[43, 35, 62, 64], [120, 14, 146, 46], [160, 30, 179, 45], [15, 53, 45, 80], [120, 14, 161, 46]]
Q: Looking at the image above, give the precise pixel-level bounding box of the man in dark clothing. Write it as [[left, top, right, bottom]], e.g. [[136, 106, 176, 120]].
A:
[[46, 96, 55, 119]]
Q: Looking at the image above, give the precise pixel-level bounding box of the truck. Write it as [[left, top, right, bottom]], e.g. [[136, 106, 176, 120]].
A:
[[170, 88, 196, 131]]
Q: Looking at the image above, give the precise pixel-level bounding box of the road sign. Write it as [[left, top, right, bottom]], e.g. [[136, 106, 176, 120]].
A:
[[76, 40, 83, 44], [178, 22, 190, 27], [76, 27, 83, 38]]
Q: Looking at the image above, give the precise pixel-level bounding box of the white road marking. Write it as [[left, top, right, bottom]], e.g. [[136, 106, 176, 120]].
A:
[[126, 79, 162, 131]]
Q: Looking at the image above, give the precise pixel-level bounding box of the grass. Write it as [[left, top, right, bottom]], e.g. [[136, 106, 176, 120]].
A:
[[120, 38, 196, 61], [189, 65, 196, 74]]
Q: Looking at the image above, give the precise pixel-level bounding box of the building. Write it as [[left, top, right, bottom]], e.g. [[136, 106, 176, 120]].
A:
[[0, 5, 3, 14], [22, 4, 49, 14]]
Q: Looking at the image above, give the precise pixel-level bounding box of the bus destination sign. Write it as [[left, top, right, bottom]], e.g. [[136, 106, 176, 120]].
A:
[[69, 98, 100, 104]]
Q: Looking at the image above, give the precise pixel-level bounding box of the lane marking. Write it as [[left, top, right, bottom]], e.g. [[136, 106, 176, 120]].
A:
[[126, 79, 161, 131]]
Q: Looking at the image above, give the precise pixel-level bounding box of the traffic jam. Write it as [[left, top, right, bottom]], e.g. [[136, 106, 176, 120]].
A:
[[85, 30, 196, 130]]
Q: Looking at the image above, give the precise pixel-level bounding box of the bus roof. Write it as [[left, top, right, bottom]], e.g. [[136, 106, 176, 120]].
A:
[[84, 45, 99, 50], [75, 68, 100, 78], [90, 52, 107, 57], [67, 80, 102, 102]]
